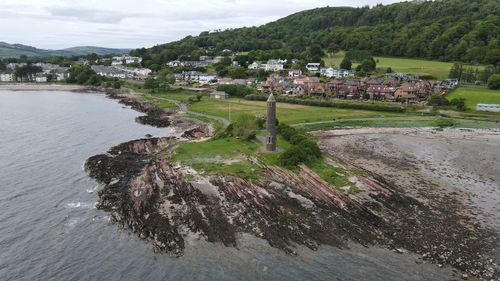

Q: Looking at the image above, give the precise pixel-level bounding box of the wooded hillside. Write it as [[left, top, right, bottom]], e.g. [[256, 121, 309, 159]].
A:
[[133, 0, 500, 68]]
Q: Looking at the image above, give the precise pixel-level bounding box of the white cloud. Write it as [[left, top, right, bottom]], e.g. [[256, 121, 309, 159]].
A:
[[0, 0, 402, 49]]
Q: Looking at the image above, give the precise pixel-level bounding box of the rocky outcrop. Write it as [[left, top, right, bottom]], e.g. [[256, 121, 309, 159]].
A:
[[84, 136, 497, 280], [106, 90, 174, 128]]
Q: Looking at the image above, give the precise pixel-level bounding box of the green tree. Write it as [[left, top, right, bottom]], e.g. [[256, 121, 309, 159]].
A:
[[229, 67, 248, 79], [340, 57, 352, 70], [487, 74, 500, 89], [144, 77, 160, 91], [256, 69, 270, 81]]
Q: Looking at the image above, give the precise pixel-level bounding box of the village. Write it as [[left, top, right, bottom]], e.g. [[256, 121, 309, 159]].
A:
[[0, 55, 151, 83], [0, 52, 464, 104], [171, 56, 460, 104]]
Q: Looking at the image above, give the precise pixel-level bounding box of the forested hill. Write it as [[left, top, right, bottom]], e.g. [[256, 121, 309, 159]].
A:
[[133, 0, 500, 68]]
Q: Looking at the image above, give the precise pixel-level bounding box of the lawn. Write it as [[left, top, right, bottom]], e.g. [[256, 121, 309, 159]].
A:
[[447, 86, 500, 110], [188, 97, 407, 124], [324, 51, 484, 79], [154, 91, 199, 104], [172, 137, 263, 180]]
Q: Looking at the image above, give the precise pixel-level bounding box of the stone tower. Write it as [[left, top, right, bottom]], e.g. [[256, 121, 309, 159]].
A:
[[266, 93, 277, 151]]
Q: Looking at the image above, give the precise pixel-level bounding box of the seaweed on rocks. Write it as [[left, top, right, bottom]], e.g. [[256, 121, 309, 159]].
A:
[[85, 136, 498, 279]]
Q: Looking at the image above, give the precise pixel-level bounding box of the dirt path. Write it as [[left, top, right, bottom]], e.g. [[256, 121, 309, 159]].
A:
[[142, 92, 232, 126]]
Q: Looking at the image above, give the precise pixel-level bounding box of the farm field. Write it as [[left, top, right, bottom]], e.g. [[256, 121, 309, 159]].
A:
[[324, 51, 485, 79], [447, 87, 500, 110]]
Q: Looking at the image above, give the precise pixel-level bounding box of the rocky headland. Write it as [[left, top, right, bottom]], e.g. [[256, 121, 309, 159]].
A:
[[85, 90, 498, 280]]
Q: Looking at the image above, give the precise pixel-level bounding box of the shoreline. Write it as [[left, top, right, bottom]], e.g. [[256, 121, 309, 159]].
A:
[[79, 89, 499, 279], [0, 83, 89, 92]]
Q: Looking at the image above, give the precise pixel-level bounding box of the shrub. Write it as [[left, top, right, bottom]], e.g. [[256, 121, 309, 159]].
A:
[[428, 94, 449, 106], [233, 114, 258, 140], [487, 74, 500, 89], [298, 138, 322, 159], [217, 84, 254, 97], [245, 95, 405, 112], [277, 124, 322, 167], [256, 116, 266, 129], [290, 134, 308, 145], [449, 98, 466, 110], [279, 146, 310, 167], [436, 119, 457, 128]]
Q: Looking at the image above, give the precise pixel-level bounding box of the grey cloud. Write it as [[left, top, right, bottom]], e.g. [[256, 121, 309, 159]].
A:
[[47, 7, 146, 23]]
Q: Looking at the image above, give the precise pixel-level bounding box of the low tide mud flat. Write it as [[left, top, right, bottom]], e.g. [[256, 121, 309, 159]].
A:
[[313, 127, 500, 279]]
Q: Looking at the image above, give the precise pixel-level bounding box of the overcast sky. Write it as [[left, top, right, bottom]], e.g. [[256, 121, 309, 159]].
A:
[[0, 0, 402, 50]]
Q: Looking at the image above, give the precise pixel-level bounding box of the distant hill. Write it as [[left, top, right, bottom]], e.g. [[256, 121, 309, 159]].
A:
[[133, 0, 500, 67], [0, 42, 130, 58]]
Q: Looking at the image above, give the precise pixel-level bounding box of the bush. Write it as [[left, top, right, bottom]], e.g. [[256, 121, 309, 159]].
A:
[[279, 146, 310, 167], [233, 114, 258, 140], [245, 95, 405, 112], [487, 74, 500, 89], [436, 119, 457, 128], [256, 116, 266, 129], [449, 98, 466, 110], [428, 94, 450, 106], [277, 124, 322, 167], [217, 84, 254, 97]]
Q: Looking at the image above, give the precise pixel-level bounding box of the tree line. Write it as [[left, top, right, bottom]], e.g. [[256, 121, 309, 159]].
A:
[[132, 0, 500, 69]]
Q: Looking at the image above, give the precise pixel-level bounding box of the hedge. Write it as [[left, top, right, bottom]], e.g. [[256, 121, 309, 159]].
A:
[[245, 94, 406, 112]]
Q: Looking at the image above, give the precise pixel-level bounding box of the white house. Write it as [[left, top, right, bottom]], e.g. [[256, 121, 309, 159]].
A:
[[288, 70, 302, 78], [113, 66, 152, 80], [168, 60, 182, 67], [210, 91, 229, 99], [248, 62, 260, 70], [111, 56, 142, 66], [320, 67, 355, 78], [306, 63, 321, 72], [198, 73, 217, 84], [35, 76, 48, 83], [265, 59, 284, 72], [53, 67, 70, 81], [0, 72, 14, 82], [91, 65, 127, 79]]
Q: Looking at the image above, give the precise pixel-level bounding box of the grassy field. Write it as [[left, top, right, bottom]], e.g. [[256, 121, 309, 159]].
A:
[[324, 51, 484, 79], [447, 87, 500, 110], [152, 91, 409, 124]]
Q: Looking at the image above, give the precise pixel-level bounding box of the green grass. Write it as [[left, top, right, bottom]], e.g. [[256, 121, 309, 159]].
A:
[[138, 95, 178, 109], [324, 51, 484, 79], [172, 137, 262, 180], [308, 160, 359, 193], [153, 91, 199, 103], [447, 86, 500, 110], [188, 97, 408, 124], [172, 132, 361, 192]]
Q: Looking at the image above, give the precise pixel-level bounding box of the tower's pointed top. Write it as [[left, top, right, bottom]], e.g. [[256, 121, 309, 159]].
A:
[[267, 93, 276, 102]]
